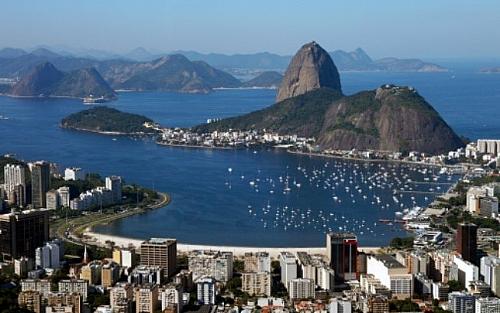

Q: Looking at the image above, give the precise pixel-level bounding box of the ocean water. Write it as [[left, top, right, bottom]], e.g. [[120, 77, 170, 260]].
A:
[[0, 69, 499, 247]]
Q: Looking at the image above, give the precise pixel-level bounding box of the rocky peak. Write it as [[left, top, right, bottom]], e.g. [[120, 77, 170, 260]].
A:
[[276, 41, 342, 102]]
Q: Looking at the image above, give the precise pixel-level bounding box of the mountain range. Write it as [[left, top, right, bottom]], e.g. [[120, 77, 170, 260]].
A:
[[0, 46, 447, 74], [194, 42, 463, 154]]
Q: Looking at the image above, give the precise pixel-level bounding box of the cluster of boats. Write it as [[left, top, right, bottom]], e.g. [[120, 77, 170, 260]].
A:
[[223, 159, 459, 239]]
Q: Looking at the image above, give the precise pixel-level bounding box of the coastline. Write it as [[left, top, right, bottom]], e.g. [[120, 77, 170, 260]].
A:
[[56, 192, 171, 245], [156, 141, 235, 150], [61, 191, 382, 257], [0, 93, 116, 101], [61, 125, 157, 136], [83, 231, 381, 258], [287, 150, 444, 168]]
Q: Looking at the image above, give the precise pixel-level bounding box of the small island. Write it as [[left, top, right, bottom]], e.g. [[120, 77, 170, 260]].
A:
[[61, 106, 160, 135]]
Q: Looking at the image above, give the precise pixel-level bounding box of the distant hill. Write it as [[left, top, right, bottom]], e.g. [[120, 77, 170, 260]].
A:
[[61, 106, 157, 134], [330, 48, 377, 71], [0, 46, 446, 95], [373, 57, 447, 72], [173, 51, 291, 70], [173, 48, 446, 72], [194, 42, 462, 154], [0, 48, 27, 59], [115, 54, 241, 93], [9, 62, 116, 99], [0, 50, 242, 93], [241, 71, 283, 88]]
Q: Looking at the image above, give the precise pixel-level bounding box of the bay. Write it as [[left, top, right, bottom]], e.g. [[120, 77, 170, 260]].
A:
[[1, 69, 499, 247]]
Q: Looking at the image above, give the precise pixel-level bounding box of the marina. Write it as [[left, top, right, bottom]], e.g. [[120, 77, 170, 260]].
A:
[[1, 69, 499, 247]]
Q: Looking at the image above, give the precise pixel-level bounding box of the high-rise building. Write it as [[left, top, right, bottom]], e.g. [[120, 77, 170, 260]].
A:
[[47, 293, 83, 313], [288, 278, 315, 300], [175, 270, 194, 292], [57, 186, 71, 208], [21, 279, 51, 299], [456, 223, 478, 264], [105, 176, 122, 204], [80, 260, 102, 285], [244, 252, 271, 273], [140, 238, 177, 277], [46, 190, 60, 210], [326, 232, 358, 281], [196, 277, 216, 305], [368, 295, 390, 313], [135, 284, 159, 313], [113, 247, 136, 268], [58, 279, 88, 302], [110, 283, 134, 313], [475, 297, 500, 313], [188, 250, 233, 283], [242, 272, 271, 296], [31, 161, 50, 208], [35, 240, 60, 269], [329, 298, 352, 313], [161, 283, 183, 313], [15, 257, 33, 278], [279, 251, 297, 287], [128, 266, 162, 285], [366, 254, 413, 299], [64, 168, 85, 181], [448, 291, 475, 313], [18, 290, 42, 313], [101, 261, 120, 288], [480, 256, 500, 296], [4, 164, 27, 207], [0, 209, 49, 260], [4, 164, 26, 193]]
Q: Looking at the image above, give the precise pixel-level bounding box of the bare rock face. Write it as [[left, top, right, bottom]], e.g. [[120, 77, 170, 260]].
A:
[[276, 41, 342, 102]]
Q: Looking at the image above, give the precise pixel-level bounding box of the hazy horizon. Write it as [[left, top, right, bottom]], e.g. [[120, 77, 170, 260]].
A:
[[1, 1, 500, 59]]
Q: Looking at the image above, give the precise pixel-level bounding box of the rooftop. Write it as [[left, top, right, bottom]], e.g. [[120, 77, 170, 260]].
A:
[[372, 254, 405, 269], [143, 238, 177, 245]]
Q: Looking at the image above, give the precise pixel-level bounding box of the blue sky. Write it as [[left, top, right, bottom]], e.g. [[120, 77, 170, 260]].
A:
[[1, 0, 499, 58]]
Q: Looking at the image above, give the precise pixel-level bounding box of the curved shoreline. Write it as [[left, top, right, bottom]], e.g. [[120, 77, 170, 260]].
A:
[[56, 192, 170, 246], [61, 125, 157, 136], [83, 231, 381, 258], [286, 150, 444, 168]]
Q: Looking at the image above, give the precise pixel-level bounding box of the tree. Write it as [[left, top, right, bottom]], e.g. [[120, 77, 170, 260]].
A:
[[389, 299, 419, 312], [447, 280, 464, 292], [233, 260, 244, 273], [390, 236, 414, 249]]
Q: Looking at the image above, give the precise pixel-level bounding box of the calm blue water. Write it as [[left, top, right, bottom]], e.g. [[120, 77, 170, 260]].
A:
[[1, 70, 499, 247]]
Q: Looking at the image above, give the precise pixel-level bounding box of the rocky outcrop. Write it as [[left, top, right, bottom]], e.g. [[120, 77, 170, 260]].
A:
[[317, 85, 464, 154], [195, 85, 463, 154], [193, 41, 463, 154], [276, 41, 342, 102]]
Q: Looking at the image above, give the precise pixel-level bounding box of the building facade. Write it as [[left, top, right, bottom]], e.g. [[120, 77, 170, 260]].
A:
[[326, 232, 358, 281]]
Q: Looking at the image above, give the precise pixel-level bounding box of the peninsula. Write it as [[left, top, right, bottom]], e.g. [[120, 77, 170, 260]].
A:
[[193, 42, 464, 155]]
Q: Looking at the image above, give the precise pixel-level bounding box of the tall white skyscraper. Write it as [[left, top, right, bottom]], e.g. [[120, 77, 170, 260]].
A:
[[4, 164, 26, 205], [4, 164, 26, 192], [279, 252, 297, 287], [196, 277, 216, 305], [106, 176, 122, 203]]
